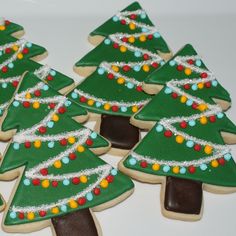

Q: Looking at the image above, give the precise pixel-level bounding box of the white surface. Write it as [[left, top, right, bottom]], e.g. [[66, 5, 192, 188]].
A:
[[0, 0, 236, 235]]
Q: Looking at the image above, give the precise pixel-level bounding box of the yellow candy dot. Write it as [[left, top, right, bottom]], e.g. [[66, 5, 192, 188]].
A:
[[51, 207, 59, 214], [0, 25, 6, 31], [100, 179, 109, 188], [120, 45, 127, 53], [204, 145, 213, 154], [54, 160, 62, 169], [111, 65, 119, 72], [132, 105, 138, 113], [198, 104, 208, 111], [172, 166, 180, 174], [69, 199, 78, 209], [139, 35, 146, 42], [34, 140, 41, 148], [198, 82, 204, 89], [104, 103, 111, 110], [27, 212, 35, 220], [12, 45, 19, 51], [87, 99, 94, 106], [17, 53, 23, 59], [211, 160, 219, 168], [68, 136, 76, 144], [184, 68, 192, 76], [180, 96, 187, 103], [152, 163, 160, 171], [52, 114, 59, 122], [33, 101, 40, 109], [176, 135, 184, 144], [42, 179, 50, 188], [77, 145, 85, 153], [128, 36, 135, 43], [200, 116, 208, 125], [142, 64, 150, 72], [129, 22, 136, 30], [25, 93, 31, 99], [80, 175, 88, 183], [117, 77, 125, 84]]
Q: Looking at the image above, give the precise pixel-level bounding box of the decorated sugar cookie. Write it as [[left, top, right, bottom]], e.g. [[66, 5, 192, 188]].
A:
[[69, 2, 171, 154], [0, 72, 134, 236], [119, 45, 236, 221], [0, 17, 25, 42]]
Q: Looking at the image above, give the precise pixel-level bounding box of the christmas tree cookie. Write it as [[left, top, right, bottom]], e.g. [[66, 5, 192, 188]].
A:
[[69, 2, 171, 154], [0, 193, 5, 212], [119, 45, 236, 220], [0, 72, 134, 235], [0, 17, 25, 43]]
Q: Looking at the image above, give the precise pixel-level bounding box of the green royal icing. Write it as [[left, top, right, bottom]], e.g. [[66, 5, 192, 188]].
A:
[[122, 45, 236, 187], [69, 2, 171, 117], [0, 72, 134, 225]]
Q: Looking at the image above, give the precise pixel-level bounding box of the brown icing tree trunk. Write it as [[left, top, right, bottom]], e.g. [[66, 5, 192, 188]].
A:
[[100, 114, 140, 150], [164, 176, 203, 215], [51, 208, 99, 236]]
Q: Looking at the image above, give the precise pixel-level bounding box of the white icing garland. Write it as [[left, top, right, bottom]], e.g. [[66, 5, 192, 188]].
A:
[[73, 88, 151, 107], [0, 39, 27, 70], [131, 55, 231, 168]]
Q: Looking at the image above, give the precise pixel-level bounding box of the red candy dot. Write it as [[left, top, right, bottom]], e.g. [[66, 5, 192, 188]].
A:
[[120, 19, 126, 25], [39, 211, 47, 217], [113, 43, 119, 49], [107, 73, 114, 79], [188, 166, 196, 174], [80, 96, 87, 103], [5, 48, 11, 54], [180, 121, 187, 129], [218, 158, 225, 165], [136, 86, 143, 92], [18, 212, 25, 219], [34, 90, 41, 97], [201, 72, 208, 78], [183, 84, 190, 90], [147, 34, 153, 40], [194, 144, 201, 152], [32, 179, 40, 186], [130, 14, 137, 20], [177, 65, 184, 71], [122, 37, 128, 42], [192, 102, 198, 110], [58, 107, 66, 114], [171, 92, 178, 99], [23, 101, 30, 108], [5, 20, 11, 26], [2, 66, 8, 73], [112, 105, 119, 112], [93, 187, 101, 195], [39, 126, 47, 134], [40, 168, 48, 176], [209, 115, 216, 123], [24, 141, 31, 148], [204, 82, 211, 88], [106, 175, 114, 183], [60, 138, 68, 146], [47, 75, 53, 81], [164, 130, 173, 137], [49, 103, 56, 109], [86, 139, 93, 146], [69, 153, 77, 160], [72, 177, 80, 185], [22, 48, 29, 54], [151, 62, 159, 68], [123, 65, 130, 72], [78, 197, 86, 205], [143, 54, 149, 60], [187, 59, 194, 64], [52, 181, 58, 187], [140, 161, 148, 168], [12, 80, 19, 87]]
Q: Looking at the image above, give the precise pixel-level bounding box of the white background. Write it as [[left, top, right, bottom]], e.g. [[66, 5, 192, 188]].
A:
[[0, 0, 236, 235]]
